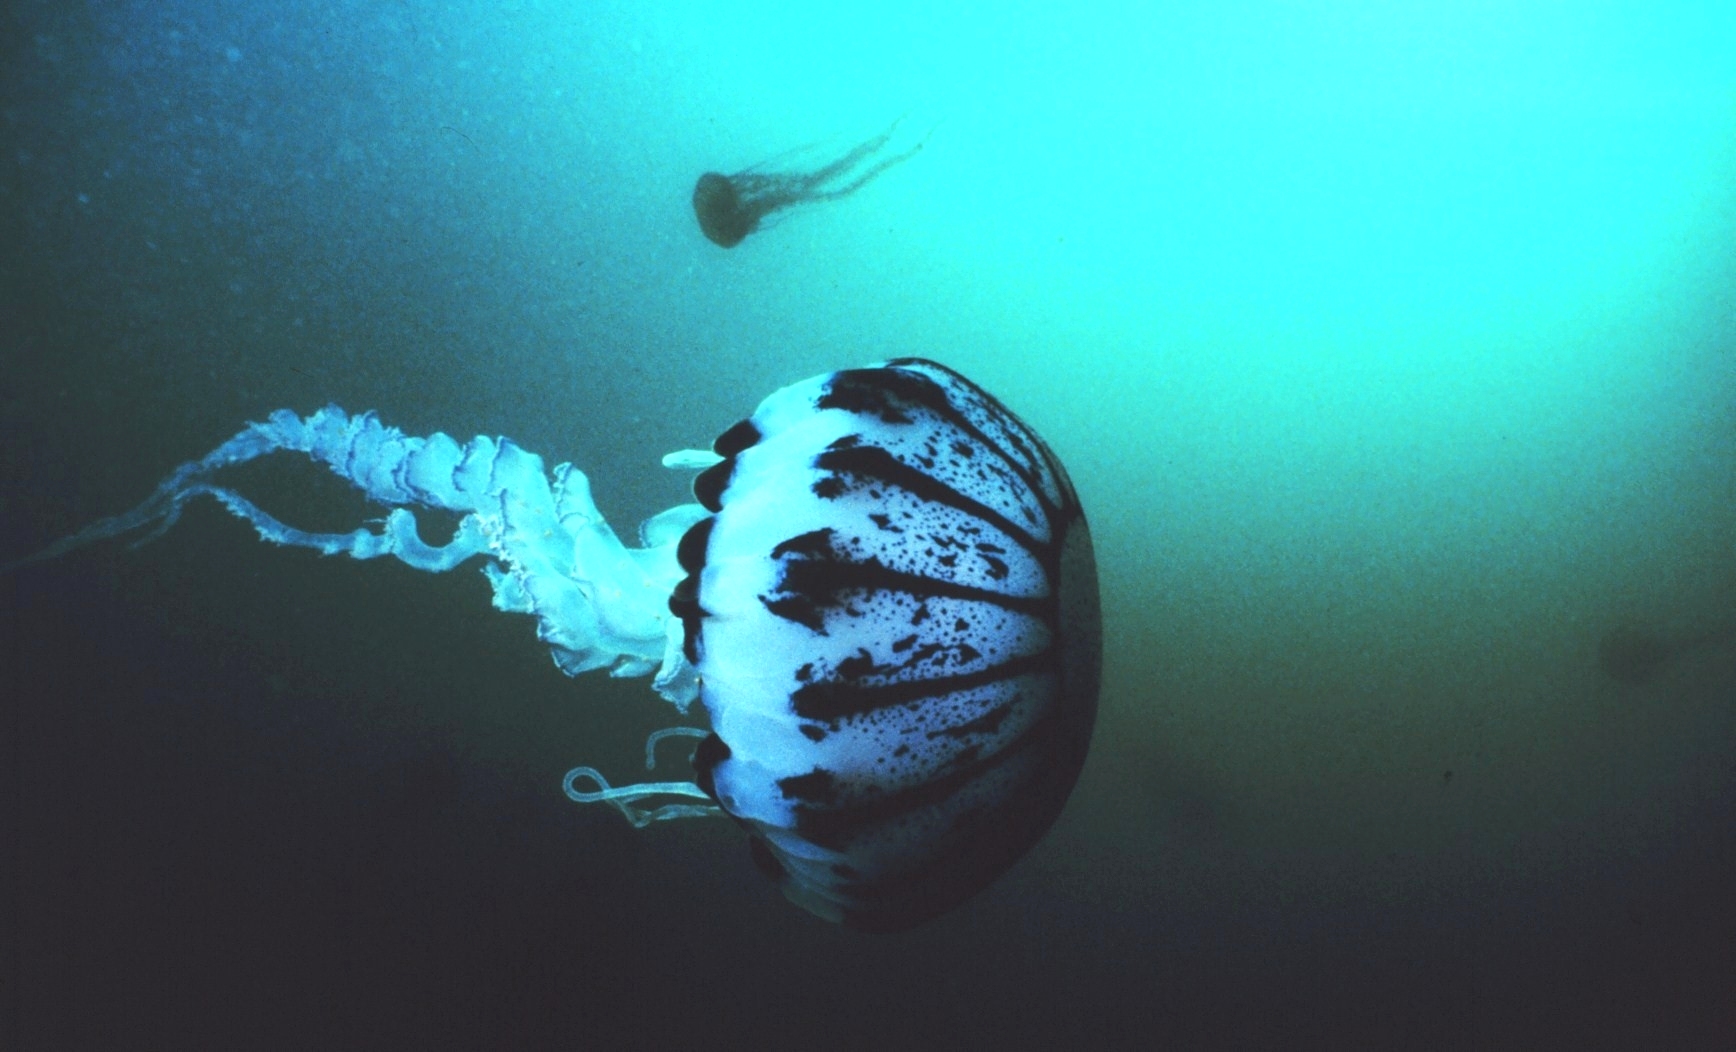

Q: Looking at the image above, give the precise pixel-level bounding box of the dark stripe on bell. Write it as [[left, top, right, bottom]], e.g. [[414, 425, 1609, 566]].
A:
[[791, 701, 1060, 851], [815, 368, 922, 425], [676, 516, 714, 574], [713, 419, 761, 457], [669, 574, 704, 663], [791, 648, 1051, 722], [691, 733, 730, 799], [841, 360, 1063, 527], [765, 545, 1049, 635], [933, 695, 1018, 740], [780, 696, 1019, 808], [693, 458, 733, 512], [778, 768, 839, 805], [669, 574, 704, 620], [813, 445, 1045, 559]]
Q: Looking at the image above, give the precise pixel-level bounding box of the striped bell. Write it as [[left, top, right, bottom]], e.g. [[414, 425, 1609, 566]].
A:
[[669, 358, 1101, 932]]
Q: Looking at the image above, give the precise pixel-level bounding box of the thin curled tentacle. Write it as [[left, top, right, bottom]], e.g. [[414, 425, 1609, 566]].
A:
[[563, 765, 721, 827]]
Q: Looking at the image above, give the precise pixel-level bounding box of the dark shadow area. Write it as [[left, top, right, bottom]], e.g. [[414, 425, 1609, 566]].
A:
[[1598, 621, 1735, 685]]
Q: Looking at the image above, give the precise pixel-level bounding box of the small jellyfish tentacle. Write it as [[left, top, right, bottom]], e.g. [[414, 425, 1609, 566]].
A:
[[795, 112, 905, 192], [643, 725, 710, 770], [560, 727, 719, 827], [562, 765, 720, 828], [805, 122, 936, 204]]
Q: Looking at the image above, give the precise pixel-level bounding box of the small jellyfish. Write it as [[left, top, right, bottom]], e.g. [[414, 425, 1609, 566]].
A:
[[692, 116, 932, 248]]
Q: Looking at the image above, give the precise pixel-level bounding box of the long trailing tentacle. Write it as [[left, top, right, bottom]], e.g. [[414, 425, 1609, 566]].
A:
[[3, 426, 285, 572], [806, 118, 940, 203], [5, 406, 707, 707], [6, 405, 732, 823]]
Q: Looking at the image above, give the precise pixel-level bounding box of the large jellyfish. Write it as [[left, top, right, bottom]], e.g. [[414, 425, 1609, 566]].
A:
[[6, 359, 1100, 932], [692, 117, 933, 248]]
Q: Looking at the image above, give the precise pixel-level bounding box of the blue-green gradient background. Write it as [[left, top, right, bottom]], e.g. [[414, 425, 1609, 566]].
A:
[[4, 1, 1734, 1046]]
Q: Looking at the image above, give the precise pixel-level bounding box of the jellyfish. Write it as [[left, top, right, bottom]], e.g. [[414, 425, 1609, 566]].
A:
[[1596, 622, 1733, 686], [692, 116, 932, 248], [5, 359, 1099, 932]]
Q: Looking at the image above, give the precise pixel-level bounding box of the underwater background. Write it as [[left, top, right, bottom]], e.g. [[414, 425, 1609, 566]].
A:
[[3, 0, 1734, 1047]]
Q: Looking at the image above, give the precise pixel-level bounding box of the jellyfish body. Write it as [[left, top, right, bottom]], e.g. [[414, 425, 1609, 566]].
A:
[[674, 359, 1099, 930], [691, 172, 755, 248], [4, 359, 1098, 930], [692, 117, 933, 248]]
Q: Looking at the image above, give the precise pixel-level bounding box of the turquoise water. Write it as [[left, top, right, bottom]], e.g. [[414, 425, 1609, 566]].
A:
[[4, 1, 1734, 1046]]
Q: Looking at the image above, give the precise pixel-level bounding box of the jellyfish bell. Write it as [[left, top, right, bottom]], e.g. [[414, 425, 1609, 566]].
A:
[[692, 172, 753, 248], [672, 359, 1099, 929], [5, 358, 1099, 932]]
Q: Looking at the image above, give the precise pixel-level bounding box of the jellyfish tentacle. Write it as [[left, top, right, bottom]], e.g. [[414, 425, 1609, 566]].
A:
[[563, 765, 720, 827], [179, 483, 490, 569], [560, 727, 719, 827], [4, 405, 702, 707], [643, 725, 711, 769], [2, 423, 283, 573], [804, 127, 935, 203], [792, 113, 906, 192]]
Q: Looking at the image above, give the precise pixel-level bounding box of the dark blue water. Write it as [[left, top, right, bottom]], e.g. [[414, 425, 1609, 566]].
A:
[[5, 1, 1735, 1047]]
